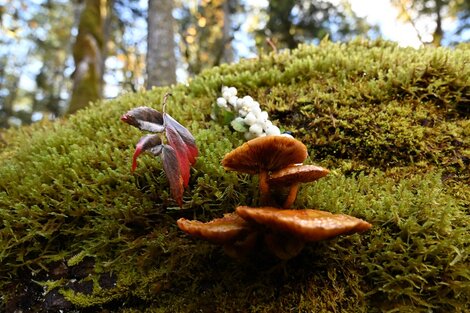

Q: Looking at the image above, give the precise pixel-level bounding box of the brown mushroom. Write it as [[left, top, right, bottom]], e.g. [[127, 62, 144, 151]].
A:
[[222, 135, 308, 204], [268, 164, 330, 208], [236, 206, 372, 242], [234, 205, 372, 259], [177, 213, 251, 244], [177, 213, 258, 259]]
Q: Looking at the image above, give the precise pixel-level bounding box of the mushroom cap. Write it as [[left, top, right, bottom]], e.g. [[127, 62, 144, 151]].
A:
[[177, 213, 252, 244], [268, 164, 330, 186], [236, 206, 372, 242], [222, 135, 308, 174]]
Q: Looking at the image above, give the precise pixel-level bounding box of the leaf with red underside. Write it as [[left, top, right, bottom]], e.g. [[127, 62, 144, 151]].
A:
[[162, 145, 184, 207], [132, 134, 163, 172], [121, 107, 165, 133], [165, 122, 191, 187], [164, 114, 198, 165]]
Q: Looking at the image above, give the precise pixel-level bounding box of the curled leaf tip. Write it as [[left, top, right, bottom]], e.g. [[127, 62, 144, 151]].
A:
[[131, 145, 142, 172], [131, 135, 163, 173], [120, 114, 130, 122]]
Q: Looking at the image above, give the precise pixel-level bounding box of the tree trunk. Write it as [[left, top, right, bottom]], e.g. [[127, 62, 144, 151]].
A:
[[432, 0, 443, 47], [146, 0, 177, 88], [221, 0, 234, 64], [68, 0, 107, 114]]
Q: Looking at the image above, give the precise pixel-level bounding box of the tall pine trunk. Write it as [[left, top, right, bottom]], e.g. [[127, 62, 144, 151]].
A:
[[146, 0, 177, 88], [221, 0, 234, 64], [68, 0, 107, 114]]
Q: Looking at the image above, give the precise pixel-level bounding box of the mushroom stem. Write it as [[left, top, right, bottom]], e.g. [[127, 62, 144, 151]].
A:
[[259, 171, 271, 205], [264, 232, 305, 260], [283, 183, 300, 209]]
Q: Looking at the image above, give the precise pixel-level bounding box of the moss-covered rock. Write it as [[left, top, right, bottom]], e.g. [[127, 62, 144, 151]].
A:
[[0, 39, 468, 312]]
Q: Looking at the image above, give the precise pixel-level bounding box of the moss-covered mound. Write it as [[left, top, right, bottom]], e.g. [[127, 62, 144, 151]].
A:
[[0, 39, 469, 312]]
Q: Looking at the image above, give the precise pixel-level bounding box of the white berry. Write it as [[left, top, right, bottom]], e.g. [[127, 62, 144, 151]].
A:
[[216, 97, 227, 108]]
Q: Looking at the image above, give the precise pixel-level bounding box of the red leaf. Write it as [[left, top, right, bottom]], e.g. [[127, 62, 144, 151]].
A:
[[164, 114, 198, 165], [162, 145, 184, 207], [165, 124, 191, 187]]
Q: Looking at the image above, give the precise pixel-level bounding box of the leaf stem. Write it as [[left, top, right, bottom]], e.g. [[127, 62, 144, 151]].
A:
[[162, 92, 172, 115]]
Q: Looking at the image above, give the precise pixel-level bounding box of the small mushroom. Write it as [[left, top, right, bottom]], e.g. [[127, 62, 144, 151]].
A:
[[177, 213, 258, 258], [177, 213, 252, 244], [268, 164, 330, 208], [222, 136, 308, 204], [236, 206, 372, 242]]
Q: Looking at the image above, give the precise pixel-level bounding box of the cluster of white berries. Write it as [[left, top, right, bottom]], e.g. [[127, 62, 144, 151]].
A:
[[216, 86, 281, 140]]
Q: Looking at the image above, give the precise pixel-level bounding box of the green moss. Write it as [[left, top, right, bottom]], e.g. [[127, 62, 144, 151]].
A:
[[0, 39, 468, 312]]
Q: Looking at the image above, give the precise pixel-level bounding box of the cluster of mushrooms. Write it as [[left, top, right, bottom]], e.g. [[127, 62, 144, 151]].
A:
[[177, 135, 372, 259]]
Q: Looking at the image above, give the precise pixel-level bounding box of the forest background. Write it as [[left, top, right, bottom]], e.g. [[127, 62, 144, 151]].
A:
[[0, 0, 469, 129]]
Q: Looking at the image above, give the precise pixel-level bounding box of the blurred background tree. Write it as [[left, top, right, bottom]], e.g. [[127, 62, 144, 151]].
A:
[[256, 0, 373, 50], [147, 0, 177, 88], [175, 0, 242, 75], [392, 0, 470, 46], [0, 0, 74, 127], [0, 0, 146, 125], [0, 0, 468, 128], [68, 0, 110, 114]]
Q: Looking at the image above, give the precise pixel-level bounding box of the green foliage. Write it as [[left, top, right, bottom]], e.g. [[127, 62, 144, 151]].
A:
[[0, 40, 468, 312]]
